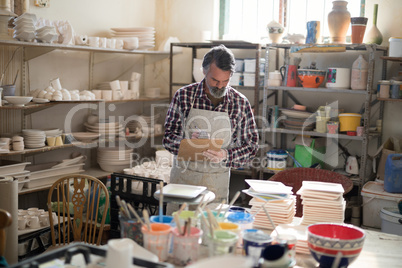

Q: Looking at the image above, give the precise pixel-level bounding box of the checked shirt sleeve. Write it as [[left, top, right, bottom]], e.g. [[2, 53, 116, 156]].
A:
[[162, 91, 185, 155], [226, 101, 259, 168]]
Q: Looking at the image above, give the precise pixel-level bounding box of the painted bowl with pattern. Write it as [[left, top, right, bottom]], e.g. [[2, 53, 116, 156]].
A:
[[307, 223, 365, 268], [297, 69, 326, 88]]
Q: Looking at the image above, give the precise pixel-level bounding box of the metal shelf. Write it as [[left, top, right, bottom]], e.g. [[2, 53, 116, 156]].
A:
[[262, 128, 369, 140], [267, 86, 368, 95], [260, 43, 387, 188]]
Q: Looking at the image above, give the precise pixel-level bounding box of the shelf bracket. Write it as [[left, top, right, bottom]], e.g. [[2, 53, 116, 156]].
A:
[[24, 47, 56, 61]]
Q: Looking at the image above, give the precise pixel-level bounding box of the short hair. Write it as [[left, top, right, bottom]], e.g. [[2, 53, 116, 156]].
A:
[[202, 45, 235, 74]]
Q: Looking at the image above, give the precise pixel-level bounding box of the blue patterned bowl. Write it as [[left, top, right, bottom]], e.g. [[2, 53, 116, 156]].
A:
[[307, 223, 365, 268]]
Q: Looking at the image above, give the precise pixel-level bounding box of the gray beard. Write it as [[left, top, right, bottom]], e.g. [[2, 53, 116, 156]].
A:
[[207, 84, 228, 98]]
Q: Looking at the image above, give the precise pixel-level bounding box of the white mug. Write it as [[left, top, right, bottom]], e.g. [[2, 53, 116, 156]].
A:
[[113, 90, 123, 101], [109, 80, 120, 91], [99, 37, 107, 48], [106, 239, 134, 268], [18, 217, 27, 230], [27, 215, 41, 229], [88, 37, 100, 47], [50, 78, 62, 90], [39, 214, 50, 226], [102, 90, 112, 101], [326, 67, 351, 89]]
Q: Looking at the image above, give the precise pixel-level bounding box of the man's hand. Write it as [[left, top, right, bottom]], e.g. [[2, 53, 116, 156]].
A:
[[203, 149, 227, 163], [191, 130, 210, 139]]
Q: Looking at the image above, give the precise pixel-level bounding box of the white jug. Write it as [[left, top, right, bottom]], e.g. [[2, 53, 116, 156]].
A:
[[106, 238, 134, 268]]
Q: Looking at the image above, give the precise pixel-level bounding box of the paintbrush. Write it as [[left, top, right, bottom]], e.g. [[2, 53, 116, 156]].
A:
[[223, 191, 241, 218], [159, 181, 164, 222], [142, 209, 151, 231], [127, 203, 145, 225], [115, 195, 130, 218]]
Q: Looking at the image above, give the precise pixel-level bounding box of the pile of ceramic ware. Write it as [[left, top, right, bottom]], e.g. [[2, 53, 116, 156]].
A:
[[22, 129, 46, 148], [97, 147, 133, 172], [13, 13, 36, 42]]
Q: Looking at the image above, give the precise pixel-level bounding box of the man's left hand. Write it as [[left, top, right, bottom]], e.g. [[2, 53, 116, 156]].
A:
[[203, 149, 227, 163]]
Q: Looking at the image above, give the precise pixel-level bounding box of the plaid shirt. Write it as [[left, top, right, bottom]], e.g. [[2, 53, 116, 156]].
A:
[[163, 80, 259, 168]]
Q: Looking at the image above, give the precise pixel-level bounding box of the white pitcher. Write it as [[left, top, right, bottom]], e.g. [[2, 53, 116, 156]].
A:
[[106, 238, 134, 268]]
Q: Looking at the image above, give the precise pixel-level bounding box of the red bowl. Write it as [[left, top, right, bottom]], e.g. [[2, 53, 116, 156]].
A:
[[307, 223, 365, 268], [297, 69, 326, 88]]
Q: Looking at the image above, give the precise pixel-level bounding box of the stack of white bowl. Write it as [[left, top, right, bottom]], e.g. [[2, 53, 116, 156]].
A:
[[84, 122, 124, 137], [97, 147, 133, 172], [35, 26, 58, 43], [110, 27, 155, 50], [22, 129, 46, 148], [13, 13, 36, 42]]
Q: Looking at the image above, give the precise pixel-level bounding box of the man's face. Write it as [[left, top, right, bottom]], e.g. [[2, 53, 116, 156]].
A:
[[204, 62, 232, 98]]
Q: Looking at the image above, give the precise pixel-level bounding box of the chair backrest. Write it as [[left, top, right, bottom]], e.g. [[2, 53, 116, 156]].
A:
[[0, 209, 12, 258], [47, 174, 109, 246], [269, 168, 353, 217]]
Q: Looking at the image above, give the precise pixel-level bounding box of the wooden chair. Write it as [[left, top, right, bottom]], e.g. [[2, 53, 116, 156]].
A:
[[269, 168, 353, 217], [0, 209, 12, 266], [47, 174, 109, 247]]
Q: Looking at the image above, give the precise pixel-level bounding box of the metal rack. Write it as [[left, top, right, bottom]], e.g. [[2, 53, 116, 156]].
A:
[[260, 44, 388, 192]]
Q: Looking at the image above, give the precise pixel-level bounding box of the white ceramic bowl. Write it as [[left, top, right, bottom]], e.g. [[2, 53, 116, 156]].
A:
[[4, 96, 33, 106]]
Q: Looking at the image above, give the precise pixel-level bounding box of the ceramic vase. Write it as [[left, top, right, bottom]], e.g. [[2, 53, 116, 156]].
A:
[[328, 0, 351, 44], [364, 4, 383, 45], [267, 20, 284, 44]]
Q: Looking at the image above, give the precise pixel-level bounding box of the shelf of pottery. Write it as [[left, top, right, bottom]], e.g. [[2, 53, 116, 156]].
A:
[[0, 30, 170, 194], [259, 43, 388, 188]]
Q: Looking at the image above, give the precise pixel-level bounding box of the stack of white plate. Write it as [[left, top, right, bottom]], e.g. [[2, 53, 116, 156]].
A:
[[84, 122, 124, 137], [22, 129, 46, 148], [96, 82, 112, 90], [297, 181, 346, 226], [43, 128, 63, 137], [13, 13, 36, 42], [97, 147, 133, 172], [110, 27, 155, 50]]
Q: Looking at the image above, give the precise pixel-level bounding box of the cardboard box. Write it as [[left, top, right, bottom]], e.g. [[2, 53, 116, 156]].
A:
[[374, 137, 402, 180], [294, 136, 326, 168]]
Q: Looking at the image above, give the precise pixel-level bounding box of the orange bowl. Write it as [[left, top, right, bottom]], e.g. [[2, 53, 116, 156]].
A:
[[297, 69, 326, 88]]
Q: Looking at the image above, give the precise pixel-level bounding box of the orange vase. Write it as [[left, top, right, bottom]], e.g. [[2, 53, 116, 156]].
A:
[[328, 0, 351, 44]]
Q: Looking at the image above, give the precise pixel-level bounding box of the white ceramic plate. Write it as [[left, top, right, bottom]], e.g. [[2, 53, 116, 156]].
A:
[[186, 255, 254, 268], [32, 98, 50, 103], [155, 184, 206, 199], [301, 181, 344, 193], [245, 179, 293, 194], [111, 27, 155, 32], [280, 108, 314, 119]]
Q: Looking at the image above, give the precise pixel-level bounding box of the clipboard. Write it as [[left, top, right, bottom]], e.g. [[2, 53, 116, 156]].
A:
[[177, 138, 224, 161]]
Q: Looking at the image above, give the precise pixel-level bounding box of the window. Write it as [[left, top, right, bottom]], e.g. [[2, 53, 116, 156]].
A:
[[221, 0, 362, 42]]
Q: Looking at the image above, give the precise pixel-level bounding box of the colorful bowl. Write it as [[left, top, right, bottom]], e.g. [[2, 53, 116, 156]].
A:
[[307, 223, 366, 268], [297, 69, 326, 88]]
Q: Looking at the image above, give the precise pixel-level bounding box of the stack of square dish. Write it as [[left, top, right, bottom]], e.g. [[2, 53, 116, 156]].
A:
[[271, 221, 310, 255], [250, 196, 296, 229], [35, 26, 58, 43], [297, 181, 346, 226], [243, 180, 295, 229], [13, 13, 36, 42], [110, 27, 155, 50]]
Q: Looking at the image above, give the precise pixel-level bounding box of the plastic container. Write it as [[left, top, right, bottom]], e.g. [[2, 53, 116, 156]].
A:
[[390, 80, 402, 99], [380, 207, 402, 235], [378, 80, 391, 98], [361, 181, 402, 228], [338, 113, 362, 132], [351, 55, 368, 90], [267, 149, 288, 171], [389, 37, 402, 57], [384, 154, 402, 193]]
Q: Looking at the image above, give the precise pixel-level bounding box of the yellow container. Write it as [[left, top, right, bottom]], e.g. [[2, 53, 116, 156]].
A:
[[338, 113, 362, 132]]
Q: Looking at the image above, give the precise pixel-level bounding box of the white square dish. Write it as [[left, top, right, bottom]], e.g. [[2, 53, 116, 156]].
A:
[[155, 184, 206, 199]]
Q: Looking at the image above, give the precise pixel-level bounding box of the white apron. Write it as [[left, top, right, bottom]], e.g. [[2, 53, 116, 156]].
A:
[[170, 84, 232, 203]]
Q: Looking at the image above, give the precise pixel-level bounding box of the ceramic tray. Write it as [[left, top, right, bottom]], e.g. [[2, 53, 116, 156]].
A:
[[155, 184, 206, 199]]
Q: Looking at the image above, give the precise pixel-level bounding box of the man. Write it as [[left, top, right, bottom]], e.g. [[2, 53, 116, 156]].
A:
[[163, 44, 259, 202]]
